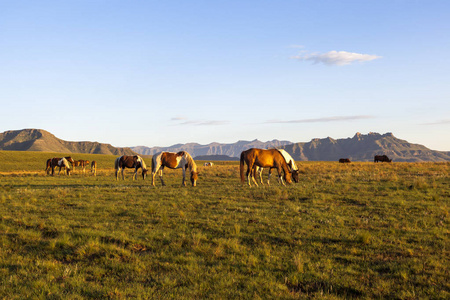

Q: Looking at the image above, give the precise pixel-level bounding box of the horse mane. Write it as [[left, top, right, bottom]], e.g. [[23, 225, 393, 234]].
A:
[[136, 155, 147, 170], [276, 149, 298, 171], [183, 152, 197, 172]]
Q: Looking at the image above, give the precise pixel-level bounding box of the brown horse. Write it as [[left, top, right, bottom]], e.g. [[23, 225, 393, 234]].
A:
[[115, 155, 148, 180], [45, 157, 72, 176], [91, 161, 97, 176], [240, 148, 292, 186], [45, 156, 74, 175], [254, 149, 299, 185], [73, 160, 90, 174], [151, 151, 199, 186]]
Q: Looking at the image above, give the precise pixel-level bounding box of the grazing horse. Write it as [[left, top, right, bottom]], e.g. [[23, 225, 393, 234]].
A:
[[115, 155, 148, 180], [45, 157, 72, 176], [46, 156, 74, 175], [73, 160, 90, 174], [204, 162, 213, 167], [240, 148, 292, 187], [339, 158, 351, 163], [254, 149, 299, 185], [91, 161, 97, 176], [374, 155, 392, 163], [152, 151, 199, 187]]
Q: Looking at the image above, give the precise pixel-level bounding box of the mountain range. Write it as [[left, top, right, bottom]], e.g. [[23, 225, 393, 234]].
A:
[[1, 129, 449, 162], [0, 129, 136, 156]]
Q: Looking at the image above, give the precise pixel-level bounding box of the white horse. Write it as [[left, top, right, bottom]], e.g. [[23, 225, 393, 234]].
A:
[[255, 149, 299, 185], [151, 151, 199, 186], [204, 162, 213, 167]]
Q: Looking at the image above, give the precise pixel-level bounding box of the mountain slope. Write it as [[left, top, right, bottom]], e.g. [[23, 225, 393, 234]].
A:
[[280, 132, 450, 162], [133, 132, 450, 162], [132, 139, 293, 157], [0, 129, 136, 155]]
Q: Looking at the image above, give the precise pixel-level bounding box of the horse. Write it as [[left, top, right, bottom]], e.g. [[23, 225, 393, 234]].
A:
[[45, 157, 72, 176], [152, 151, 199, 187], [45, 156, 74, 175], [254, 149, 299, 185], [115, 155, 148, 180], [73, 160, 90, 174], [204, 162, 213, 167], [240, 148, 292, 187], [91, 161, 97, 176], [374, 155, 392, 163], [339, 158, 351, 163]]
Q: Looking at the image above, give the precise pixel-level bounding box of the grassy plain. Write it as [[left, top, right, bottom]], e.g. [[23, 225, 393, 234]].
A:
[[0, 150, 449, 299]]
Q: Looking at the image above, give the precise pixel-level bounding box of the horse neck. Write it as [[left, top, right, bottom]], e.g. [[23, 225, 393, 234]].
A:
[[184, 153, 197, 172]]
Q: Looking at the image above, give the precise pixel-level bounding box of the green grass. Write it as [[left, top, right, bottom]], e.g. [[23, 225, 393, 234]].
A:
[[0, 151, 449, 299]]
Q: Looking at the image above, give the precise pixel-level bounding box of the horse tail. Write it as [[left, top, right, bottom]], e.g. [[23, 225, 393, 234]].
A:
[[240, 151, 246, 183], [114, 156, 120, 170], [151, 154, 157, 173]]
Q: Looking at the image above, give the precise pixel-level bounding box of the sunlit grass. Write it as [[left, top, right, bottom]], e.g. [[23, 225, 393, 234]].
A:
[[0, 151, 449, 298]]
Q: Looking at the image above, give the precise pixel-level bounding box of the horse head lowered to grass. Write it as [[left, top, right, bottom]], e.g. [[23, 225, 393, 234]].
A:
[[114, 155, 148, 180], [151, 151, 199, 187], [240, 148, 293, 187]]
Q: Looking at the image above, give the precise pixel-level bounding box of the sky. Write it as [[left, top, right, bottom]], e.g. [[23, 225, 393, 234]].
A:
[[1, 0, 449, 150]]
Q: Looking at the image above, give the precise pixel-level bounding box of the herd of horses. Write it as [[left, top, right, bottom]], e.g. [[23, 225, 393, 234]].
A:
[[45, 157, 97, 176], [45, 150, 392, 187]]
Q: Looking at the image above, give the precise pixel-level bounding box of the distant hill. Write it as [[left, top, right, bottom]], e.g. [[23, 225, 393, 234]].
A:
[[132, 139, 293, 157], [0, 129, 136, 155], [280, 132, 450, 162]]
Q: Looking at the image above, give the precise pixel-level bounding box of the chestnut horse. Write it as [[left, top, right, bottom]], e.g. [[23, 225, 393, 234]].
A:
[[151, 151, 198, 186], [91, 161, 97, 176], [115, 155, 148, 180], [254, 149, 299, 185], [45, 157, 72, 176], [73, 160, 90, 174], [240, 148, 292, 187]]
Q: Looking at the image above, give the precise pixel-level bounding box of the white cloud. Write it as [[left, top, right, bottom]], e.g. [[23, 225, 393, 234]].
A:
[[171, 118, 229, 126], [291, 50, 381, 66], [421, 119, 450, 125], [266, 115, 374, 124]]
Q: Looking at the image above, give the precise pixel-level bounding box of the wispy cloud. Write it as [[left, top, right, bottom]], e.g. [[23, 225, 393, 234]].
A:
[[266, 115, 375, 124], [421, 119, 450, 125], [171, 117, 229, 126], [291, 50, 382, 66], [171, 116, 187, 121]]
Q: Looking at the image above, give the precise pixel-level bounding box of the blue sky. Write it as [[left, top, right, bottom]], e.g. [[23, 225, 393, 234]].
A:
[[1, 0, 449, 150]]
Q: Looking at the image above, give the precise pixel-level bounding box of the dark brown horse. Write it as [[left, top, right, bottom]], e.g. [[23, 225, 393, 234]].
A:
[[339, 158, 351, 163], [45, 157, 72, 176], [374, 155, 392, 163], [115, 155, 148, 180], [91, 161, 97, 176], [151, 151, 198, 186], [240, 148, 292, 186]]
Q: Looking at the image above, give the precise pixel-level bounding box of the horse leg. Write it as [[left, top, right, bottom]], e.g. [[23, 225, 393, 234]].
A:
[[159, 169, 166, 186], [181, 167, 186, 186], [246, 161, 253, 186], [248, 162, 258, 187], [276, 166, 286, 186], [256, 167, 264, 185], [267, 168, 273, 185]]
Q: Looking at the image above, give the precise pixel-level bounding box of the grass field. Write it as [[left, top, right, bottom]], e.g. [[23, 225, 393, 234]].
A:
[[0, 151, 449, 299]]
